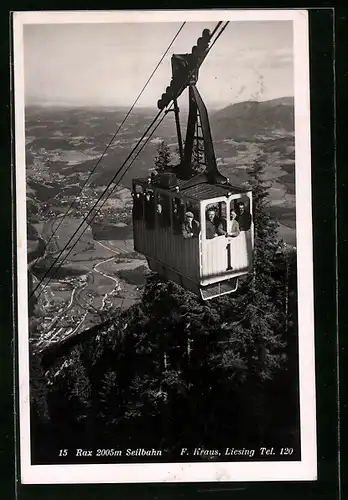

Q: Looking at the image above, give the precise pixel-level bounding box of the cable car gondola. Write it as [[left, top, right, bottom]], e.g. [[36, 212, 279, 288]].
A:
[[132, 28, 254, 300]]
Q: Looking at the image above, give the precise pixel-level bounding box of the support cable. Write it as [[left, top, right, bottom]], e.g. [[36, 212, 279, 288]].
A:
[[31, 21, 229, 299], [34, 108, 170, 302]]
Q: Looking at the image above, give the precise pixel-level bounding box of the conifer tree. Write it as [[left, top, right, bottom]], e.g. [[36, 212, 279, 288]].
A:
[[154, 141, 172, 174], [222, 154, 287, 444]]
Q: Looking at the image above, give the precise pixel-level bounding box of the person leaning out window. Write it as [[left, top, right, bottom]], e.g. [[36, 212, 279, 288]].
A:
[[217, 209, 240, 237], [205, 208, 223, 239], [181, 211, 200, 239]]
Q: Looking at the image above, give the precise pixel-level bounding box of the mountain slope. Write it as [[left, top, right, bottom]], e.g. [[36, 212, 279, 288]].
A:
[[210, 97, 294, 140]]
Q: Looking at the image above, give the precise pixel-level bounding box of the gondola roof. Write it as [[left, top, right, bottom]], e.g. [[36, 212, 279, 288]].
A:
[[178, 182, 248, 200], [134, 174, 250, 201]]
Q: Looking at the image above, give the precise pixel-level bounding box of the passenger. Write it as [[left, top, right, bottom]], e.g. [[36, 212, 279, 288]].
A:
[[216, 216, 227, 236], [156, 202, 163, 225], [236, 202, 252, 231], [156, 202, 168, 228], [181, 211, 200, 239], [217, 209, 240, 237], [144, 192, 152, 204], [144, 191, 155, 229], [173, 199, 185, 234], [229, 209, 240, 237], [132, 192, 143, 220], [205, 208, 220, 239]]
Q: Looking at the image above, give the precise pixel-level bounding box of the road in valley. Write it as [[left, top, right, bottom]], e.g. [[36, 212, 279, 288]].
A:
[[31, 212, 145, 350], [33, 218, 128, 347]]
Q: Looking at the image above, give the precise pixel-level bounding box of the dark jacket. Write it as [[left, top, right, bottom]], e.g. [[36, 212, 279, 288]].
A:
[[237, 212, 252, 231], [205, 217, 220, 239], [181, 219, 200, 239]]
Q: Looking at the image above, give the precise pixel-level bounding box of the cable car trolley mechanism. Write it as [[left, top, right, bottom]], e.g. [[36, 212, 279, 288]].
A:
[[132, 26, 254, 300]]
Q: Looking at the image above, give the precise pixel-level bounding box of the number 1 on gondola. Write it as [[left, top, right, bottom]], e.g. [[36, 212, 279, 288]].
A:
[[226, 241, 233, 271]]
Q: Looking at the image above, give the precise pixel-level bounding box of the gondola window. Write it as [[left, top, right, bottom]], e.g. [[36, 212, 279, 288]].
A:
[[205, 202, 226, 239], [172, 197, 185, 235], [144, 190, 155, 230], [156, 193, 171, 228], [132, 184, 144, 221]]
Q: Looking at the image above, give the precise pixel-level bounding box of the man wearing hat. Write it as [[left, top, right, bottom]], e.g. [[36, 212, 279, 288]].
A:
[[181, 211, 200, 239]]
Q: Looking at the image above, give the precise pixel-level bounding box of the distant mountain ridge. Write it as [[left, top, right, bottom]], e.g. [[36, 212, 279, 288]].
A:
[[210, 96, 294, 140]]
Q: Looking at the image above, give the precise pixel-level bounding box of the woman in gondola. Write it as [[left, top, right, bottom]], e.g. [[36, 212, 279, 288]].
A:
[[217, 208, 240, 237]]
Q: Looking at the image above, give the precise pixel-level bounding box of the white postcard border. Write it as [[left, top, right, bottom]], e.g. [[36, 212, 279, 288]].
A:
[[13, 8, 316, 484]]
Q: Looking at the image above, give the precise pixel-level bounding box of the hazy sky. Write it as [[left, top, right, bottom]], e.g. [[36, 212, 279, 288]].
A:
[[24, 21, 294, 108]]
